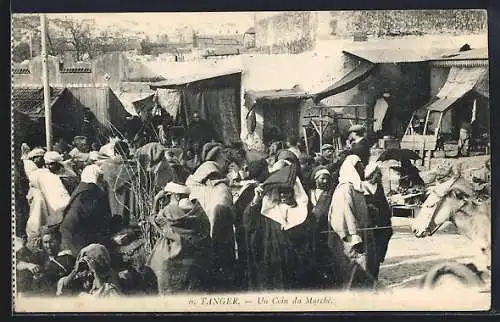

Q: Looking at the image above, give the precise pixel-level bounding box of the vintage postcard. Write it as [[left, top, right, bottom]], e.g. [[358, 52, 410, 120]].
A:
[[11, 10, 491, 313]]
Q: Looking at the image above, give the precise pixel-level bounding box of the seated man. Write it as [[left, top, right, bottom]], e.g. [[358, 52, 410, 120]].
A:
[[56, 244, 122, 297], [16, 226, 75, 296]]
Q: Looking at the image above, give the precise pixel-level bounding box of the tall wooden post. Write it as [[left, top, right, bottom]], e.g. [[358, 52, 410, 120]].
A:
[[40, 14, 52, 151]]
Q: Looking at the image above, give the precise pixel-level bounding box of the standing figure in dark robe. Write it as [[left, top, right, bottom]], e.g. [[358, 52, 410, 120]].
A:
[[242, 163, 316, 291], [16, 226, 75, 296], [457, 122, 472, 157], [309, 167, 336, 288], [275, 149, 304, 183], [135, 142, 177, 195], [185, 112, 217, 155], [151, 105, 174, 146], [147, 182, 212, 294], [328, 155, 378, 290], [100, 141, 138, 228], [299, 154, 315, 191], [15, 156, 30, 237], [347, 124, 371, 167], [362, 163, 393, 280], [59, 164, 113, 256]]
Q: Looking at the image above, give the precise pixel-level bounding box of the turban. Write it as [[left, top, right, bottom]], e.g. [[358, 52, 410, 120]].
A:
[[314, 168, 331, 181], [201, 143, 223, 162], [189, 161, 221, 183], [164, 182, 190, 195], [178, 198, 194, 212], [72, 136, 88, 144], [348, 124, 366, 133], [321, 144, 334, 151], [81, 164, 103, 184], [27, 148, 46, 160], [43, 151, 64, 164]]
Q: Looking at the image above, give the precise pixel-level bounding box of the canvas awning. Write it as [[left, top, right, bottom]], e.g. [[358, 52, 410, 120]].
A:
[[245, 88, 312, 107], [426, 67, 487, 112], [113, 90, 155, 116], [313, 61, 376, 103], [155, 88, 182, 120], [473, 70, 489, 99], [149, 67, 242, 89]]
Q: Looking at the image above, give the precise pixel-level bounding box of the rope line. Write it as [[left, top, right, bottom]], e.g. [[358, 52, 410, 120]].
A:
[[320, 224, 413, 234]]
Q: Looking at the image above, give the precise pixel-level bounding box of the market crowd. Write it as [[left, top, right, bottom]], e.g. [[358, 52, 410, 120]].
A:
[[15, 113, 396, 298]]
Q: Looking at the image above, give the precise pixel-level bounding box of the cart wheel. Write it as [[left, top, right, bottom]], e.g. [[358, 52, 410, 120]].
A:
[[420, 262, 485, 290]]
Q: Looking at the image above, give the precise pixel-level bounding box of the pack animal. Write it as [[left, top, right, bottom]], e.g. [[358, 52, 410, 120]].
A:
[[412, 176, 491, 277]]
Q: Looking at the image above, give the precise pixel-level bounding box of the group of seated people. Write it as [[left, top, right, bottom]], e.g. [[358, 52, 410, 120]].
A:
[[15, 124, 395, 297]]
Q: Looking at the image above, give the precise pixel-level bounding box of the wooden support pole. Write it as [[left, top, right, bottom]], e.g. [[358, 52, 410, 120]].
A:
[[40, 14, 52, 151], [303, 127, 309, 156]]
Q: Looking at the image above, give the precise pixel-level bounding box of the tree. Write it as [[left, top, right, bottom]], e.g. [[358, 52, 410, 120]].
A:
[[157, 33, 169, 44], [12, 42, 31, 63], [140, 36, 153, 55], [50, 18, 93, 61]]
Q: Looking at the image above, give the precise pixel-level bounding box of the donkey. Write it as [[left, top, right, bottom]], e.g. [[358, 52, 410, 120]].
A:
[[411, 175, 491, 273]]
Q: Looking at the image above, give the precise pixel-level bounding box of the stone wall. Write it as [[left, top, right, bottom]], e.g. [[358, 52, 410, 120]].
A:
[[255, 12, 318, 54], [323, 10, 487, 38]]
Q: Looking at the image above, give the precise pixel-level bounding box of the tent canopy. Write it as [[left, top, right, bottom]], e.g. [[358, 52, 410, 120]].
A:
[[113, 90, 154, 116], [426, 67, 487, 113], [313, 60, 376, 103], [148, 68, 243, 145], [473, 70, 489, 99], [245, 88, 311, 107], [149, 68, 242, 89]]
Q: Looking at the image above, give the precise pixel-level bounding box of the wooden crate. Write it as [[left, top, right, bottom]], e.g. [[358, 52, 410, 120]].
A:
[[400, 134, 437, 152], [378, 138, 400, 150]]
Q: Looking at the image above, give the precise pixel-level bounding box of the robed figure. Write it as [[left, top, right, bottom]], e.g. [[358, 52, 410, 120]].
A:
[[328, 155, 378, 289], [147, 184, 212, 294], [242, 162, 316, 291]]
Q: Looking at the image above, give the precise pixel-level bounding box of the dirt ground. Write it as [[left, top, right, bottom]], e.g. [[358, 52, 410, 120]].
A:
[[378, 217, 480, 289]]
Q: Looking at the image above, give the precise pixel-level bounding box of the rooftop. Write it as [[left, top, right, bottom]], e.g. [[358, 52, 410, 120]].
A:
[[429, 47, 488, 61], [149, 65, 242, 88], [12, 87, 66, 118], [343, 48, 448, 64], [343, 46, 488, 64], [246, 87, 312, 101]]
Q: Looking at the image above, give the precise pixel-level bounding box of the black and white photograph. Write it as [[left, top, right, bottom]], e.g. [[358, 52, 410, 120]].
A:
[[11, 10, 491, 312]]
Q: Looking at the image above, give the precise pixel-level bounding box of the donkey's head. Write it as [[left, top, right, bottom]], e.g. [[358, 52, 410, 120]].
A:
[[412, 176, 475, 238]]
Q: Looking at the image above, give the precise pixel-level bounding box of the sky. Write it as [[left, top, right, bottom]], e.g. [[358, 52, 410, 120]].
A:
[[45, 12, 260, 37]]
